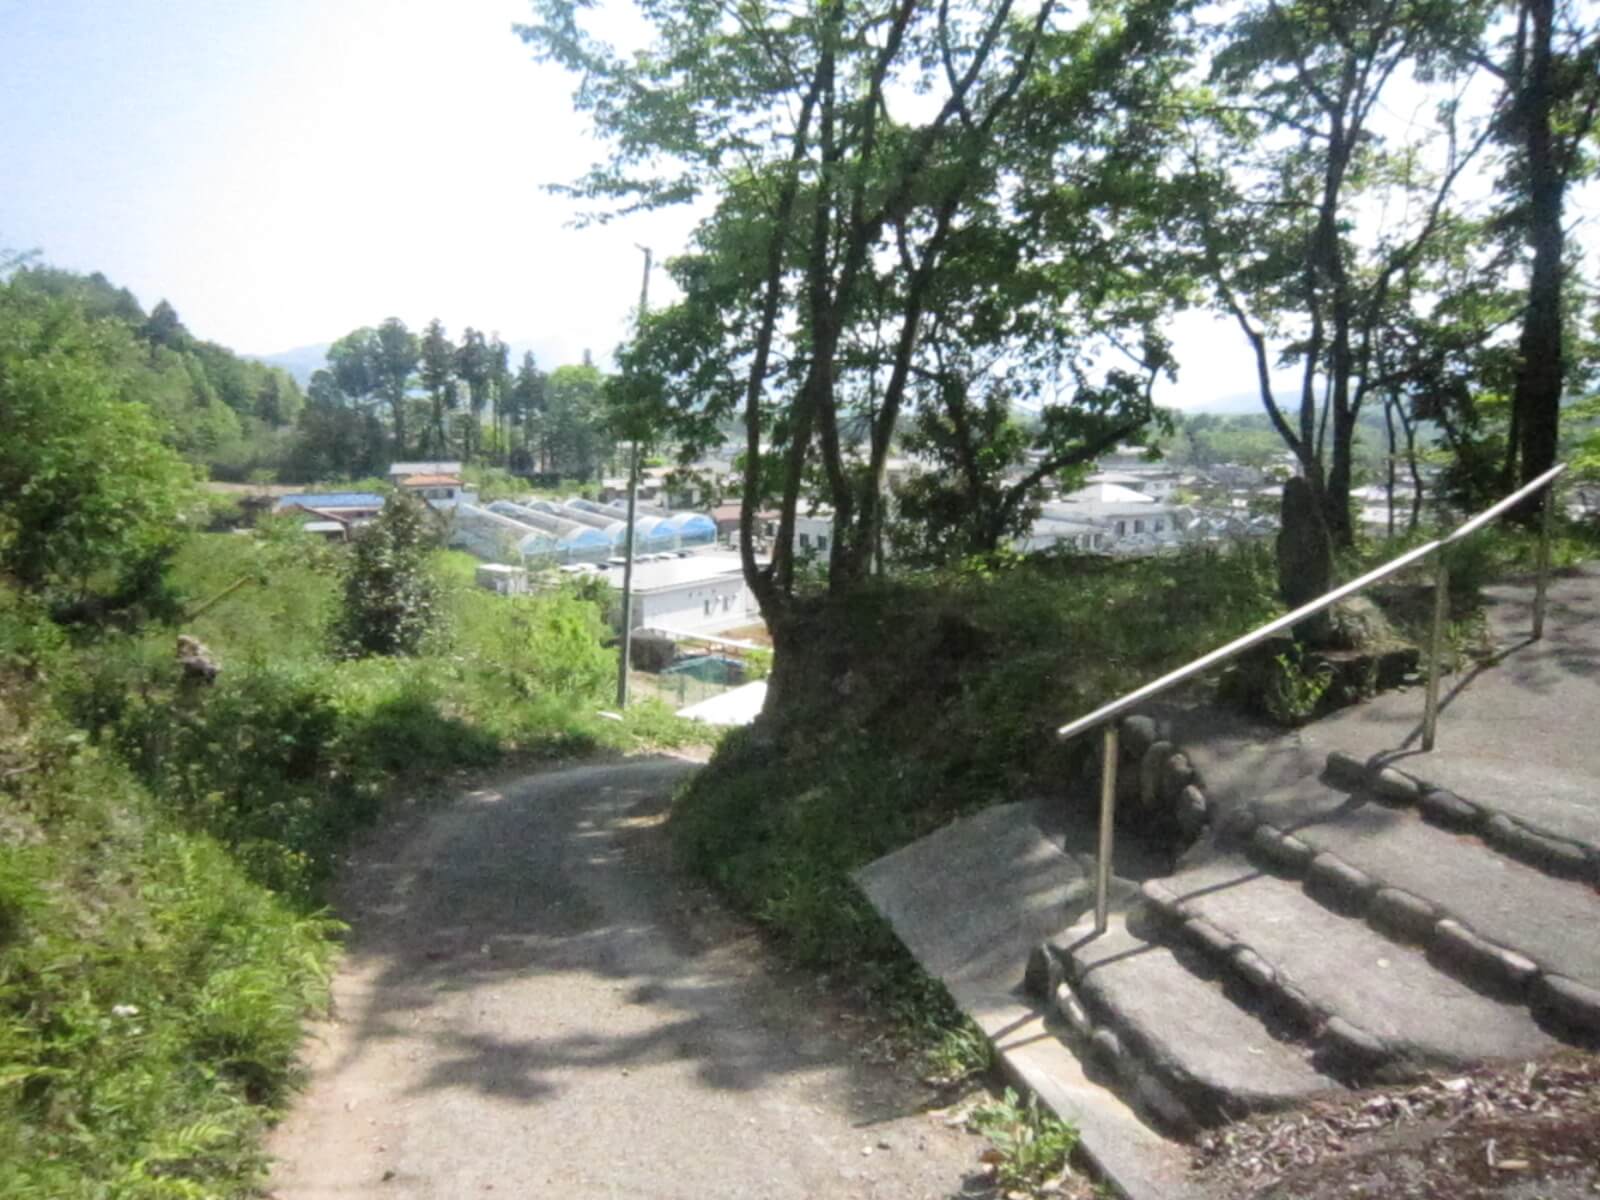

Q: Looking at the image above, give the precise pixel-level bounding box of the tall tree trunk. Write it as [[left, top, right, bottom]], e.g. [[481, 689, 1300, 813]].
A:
[[1511, 0, 1564, 517]]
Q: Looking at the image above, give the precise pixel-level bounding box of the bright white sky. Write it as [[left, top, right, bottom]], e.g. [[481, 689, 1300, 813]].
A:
[[0, 0, 1588, 411]]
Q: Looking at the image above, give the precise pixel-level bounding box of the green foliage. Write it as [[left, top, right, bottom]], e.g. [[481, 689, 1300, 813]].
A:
[[330, 492, 440, 658], [968, 1088, 1079, 1194], [0, 284, 198, 618], [1262, 645, 1335, 727], [530, 0, 1190, 602], [0, 596, 336, 1198], [671, 548, 1278, 995]]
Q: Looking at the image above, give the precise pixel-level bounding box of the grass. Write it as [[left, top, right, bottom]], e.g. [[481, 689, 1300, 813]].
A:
[[968, 1087, 1080, 1195], [0, 526, 708, 1196], [670, 545, 1281, 1043]]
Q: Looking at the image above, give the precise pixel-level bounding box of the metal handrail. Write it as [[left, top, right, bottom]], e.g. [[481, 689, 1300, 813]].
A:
[[1060, 462, 1568, 935]]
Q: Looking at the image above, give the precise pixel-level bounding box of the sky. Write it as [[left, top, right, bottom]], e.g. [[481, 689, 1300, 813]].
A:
[[0, 1, 1588, 412]]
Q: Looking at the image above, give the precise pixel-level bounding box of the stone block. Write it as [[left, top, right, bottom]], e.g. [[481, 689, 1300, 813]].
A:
[[1367, 887, 1439, 944], [1054, 984, 1092, 1037], [1531, 974, 1600, 1034], [1271, 982, 1320, 1031], [1430, 919, 1538, 996], [1139, 878, 1183, 919], [1321, 1016, 1390, 1070], [1230, 946, 1277, 992], [1371, 766, 1421, 804], [1130, 1070, 1198, 1135], [1176, 785, 1209, 838], [1090, 1026, 1126, 1073], [1482, 814, 1592, 878], [1182, 915, 1235, 962], [1161, 752, 1195, 803], [1024, 942, 1060, 1000], [1416, 787, 1482, 830], [1119, 714, 1160, 759], [1323, 750, 1368, 790], [1139, 740, 1175, 810], [1306, 852, 1377, 914], [1250, 824, 1314, 874]]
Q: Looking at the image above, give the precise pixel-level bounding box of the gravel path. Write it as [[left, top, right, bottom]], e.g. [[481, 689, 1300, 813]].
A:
[[266, 757, 992, 1199]]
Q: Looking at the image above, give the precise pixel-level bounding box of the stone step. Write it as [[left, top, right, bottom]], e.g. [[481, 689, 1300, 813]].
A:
[[1048, 907, 1342, 1128], [854, 804, 1204, 1199], [1323, 750, 1600, 883], [1148, 857, 1561, 1074], [1234, 775, 1600, 1037]]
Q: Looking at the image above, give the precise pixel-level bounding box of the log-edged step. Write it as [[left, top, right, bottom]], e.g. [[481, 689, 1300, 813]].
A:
[[1237, 774, 1600, 1035], [1053, 908, 1340, 1127], [1159, 856, 1560, 1070]]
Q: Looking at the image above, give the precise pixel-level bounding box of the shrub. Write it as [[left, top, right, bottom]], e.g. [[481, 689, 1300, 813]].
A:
[[330, 492, 439, 658]]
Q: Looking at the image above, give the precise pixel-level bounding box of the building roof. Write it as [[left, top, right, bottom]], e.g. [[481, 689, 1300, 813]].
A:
[[274, 492, 385, 511], [598, 553, 750, 593], [1085, 471, 1148, 487], [1057, 482, 1156, 506], [388, 460, 461, 477], [397, 473, 462, 487]]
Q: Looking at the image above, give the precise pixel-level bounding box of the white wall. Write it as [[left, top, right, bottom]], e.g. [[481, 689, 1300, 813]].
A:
[[635, 577, 759, 633]]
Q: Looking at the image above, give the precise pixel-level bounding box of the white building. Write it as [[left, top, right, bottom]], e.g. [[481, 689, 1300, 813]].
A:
[[1014, 480, 1198, 557], [600, 553, 761, 635]]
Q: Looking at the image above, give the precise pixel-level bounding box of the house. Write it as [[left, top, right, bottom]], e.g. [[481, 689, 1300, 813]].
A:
[[272, 492, 386, 538], [1015, 481, 1187, 557], [598, 553, 761, 635], [388, 461, 472, 508]]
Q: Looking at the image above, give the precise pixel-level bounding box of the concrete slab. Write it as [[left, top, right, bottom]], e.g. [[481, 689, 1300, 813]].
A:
[[854, 805, 1203, 1200], [1066, 915, 1337, 1117], [1171, 856, 1559, 1066], [1168, 566, 1600, 856], [676, 680, 767, 726]]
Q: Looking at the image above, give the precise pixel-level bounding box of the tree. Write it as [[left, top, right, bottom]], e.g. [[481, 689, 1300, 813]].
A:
[[454, 328, 491, 463], [525, 0, 1186, 661], [0, 285, 196, 618], [327, 319, 420, 457], [488, 335, 511, 462], [373, 318, 420, 458], [286, 370, 386, 481], [1183, 0, 1495, 552], [509, 351, 547, 473], [418, 318, 458, 457], [140, 299, 191, 351], [1485, 0, 1599, 505], [544, 362, 610, 481], [330, 491, 439, 658]]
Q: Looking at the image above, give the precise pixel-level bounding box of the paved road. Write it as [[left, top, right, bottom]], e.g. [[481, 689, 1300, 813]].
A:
[[267, 758, 991, 1199]]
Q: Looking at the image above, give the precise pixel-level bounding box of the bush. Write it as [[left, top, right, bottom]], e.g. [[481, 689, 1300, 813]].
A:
[[330, 492, 439, 658]]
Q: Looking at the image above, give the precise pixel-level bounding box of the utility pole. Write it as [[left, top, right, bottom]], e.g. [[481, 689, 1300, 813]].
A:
[[615, 245, 652, 708]]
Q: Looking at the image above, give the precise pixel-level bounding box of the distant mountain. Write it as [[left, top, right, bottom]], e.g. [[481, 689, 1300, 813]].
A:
[[249, 343, 329, 388]]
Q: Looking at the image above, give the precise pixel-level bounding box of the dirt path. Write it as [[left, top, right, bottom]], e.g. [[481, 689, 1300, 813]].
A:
[[266, 757, 994, 1199]]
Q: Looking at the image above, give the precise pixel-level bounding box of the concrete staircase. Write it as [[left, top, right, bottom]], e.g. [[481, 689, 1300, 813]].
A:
[[1030, 749, 1600, 1143], [858, 567, 1600, 1198]]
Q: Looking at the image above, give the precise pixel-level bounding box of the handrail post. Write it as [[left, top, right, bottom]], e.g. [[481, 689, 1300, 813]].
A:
[[1094, 723, 1118, 935], [1422, 553, 1450, 752], [1533, 484, 1555, 640]]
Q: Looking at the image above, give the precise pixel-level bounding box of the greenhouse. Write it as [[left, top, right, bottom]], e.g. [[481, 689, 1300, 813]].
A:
[[528, 500, 627, 548], [603, 499, 717, 549], [565, 499, 679, 553], [451, 504, 562, 565], [486, 501, 614, 564], [569, 499, 720, 550]]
